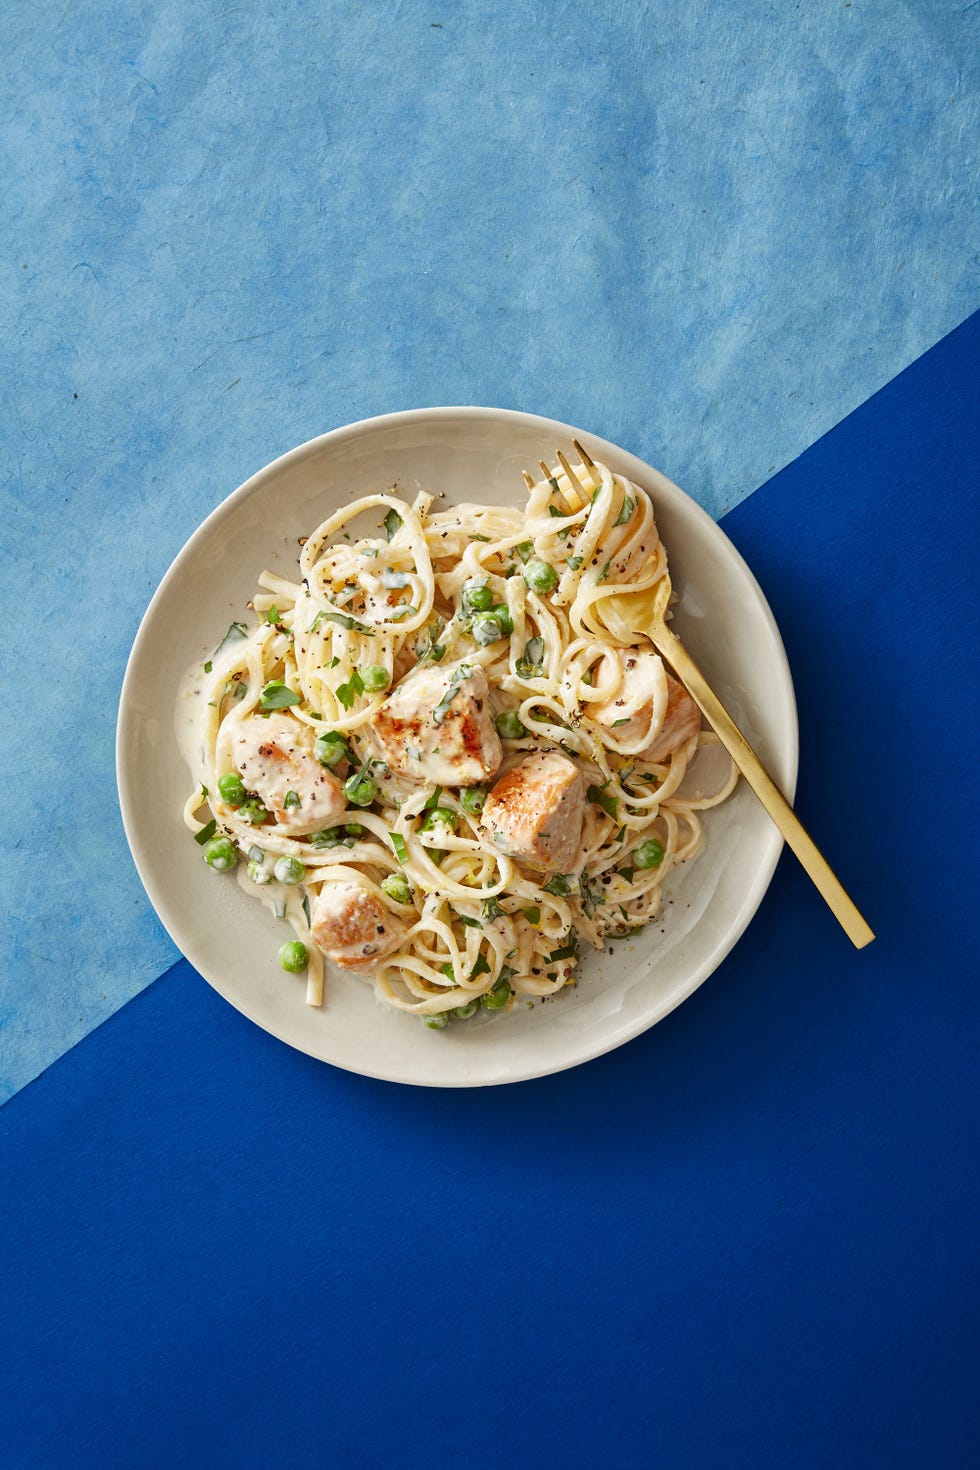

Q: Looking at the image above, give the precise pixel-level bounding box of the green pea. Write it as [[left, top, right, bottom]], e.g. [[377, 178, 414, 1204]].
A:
[[247, 859, 271, 885], [454, 999, 480, 1019], [635, 838, 665, 869], [423, 1012, 449, 1029], [381, 872, 412, 905], [344, 822, 364, 837], [490, 603, 514, 637], [345, 775, 376, 807], [217, 772, 246, 805], [482, 978, 512, 1010], [421, 806, 458, 833], [273, 855, 305, 885], [459, 786, 487, 815], [203, 836, 237, 871], [239, 798, 270, 825], [362, 665, 390, 693], [471, 613, 503, 647], [278, 940, 309, 973], [495, 710, 526, 740], [523, 558, 558, 595], [314, 730, 349, 768], [461, 580, 493, 613]]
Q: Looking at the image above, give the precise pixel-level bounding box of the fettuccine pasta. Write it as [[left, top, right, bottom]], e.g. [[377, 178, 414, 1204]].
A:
[[178, 458, 737, 1025]]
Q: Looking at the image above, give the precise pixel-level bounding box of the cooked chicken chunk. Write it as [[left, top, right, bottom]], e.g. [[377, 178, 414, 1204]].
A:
[[480, 750, 585, 874], [643, 674, 701, 762], [591, 651, 669, 746], [369, 663, 502, 786], [591, 652, 700, 762], [232, 714, 346, 834], [310, 880, 408, 970]]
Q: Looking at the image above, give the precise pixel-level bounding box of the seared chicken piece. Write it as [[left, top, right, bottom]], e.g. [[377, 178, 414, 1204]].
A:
[[642, 674, 701, 762], [232, 714, 346, 834], [480, 750, 585, 874], [369, 663, 502, 786], [591, 651, 669, 746], [310, 881, 409, 970], [591, 652, 700, 762]]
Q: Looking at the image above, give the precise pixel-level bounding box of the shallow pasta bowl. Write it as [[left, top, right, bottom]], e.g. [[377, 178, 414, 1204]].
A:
[[117, 407, 798, 1087]]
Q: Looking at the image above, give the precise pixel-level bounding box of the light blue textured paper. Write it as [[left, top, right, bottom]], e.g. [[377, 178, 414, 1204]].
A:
[[1, 0, 977, 1102]]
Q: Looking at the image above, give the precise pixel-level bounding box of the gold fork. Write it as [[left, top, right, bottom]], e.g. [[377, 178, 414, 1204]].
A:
[[525, 442, 874, 949]]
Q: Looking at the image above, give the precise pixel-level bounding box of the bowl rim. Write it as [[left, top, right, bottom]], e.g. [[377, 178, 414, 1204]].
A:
[[117, 405, 799, 1085]]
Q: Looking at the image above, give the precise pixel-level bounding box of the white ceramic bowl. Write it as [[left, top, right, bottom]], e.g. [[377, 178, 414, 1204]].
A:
[[117, 408, 798, 1086]]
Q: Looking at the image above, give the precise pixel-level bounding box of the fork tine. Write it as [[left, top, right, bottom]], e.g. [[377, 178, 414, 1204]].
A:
[[572, 438, 599, 486], [556, 449, 588, 499], [521, 470, 536, 491]]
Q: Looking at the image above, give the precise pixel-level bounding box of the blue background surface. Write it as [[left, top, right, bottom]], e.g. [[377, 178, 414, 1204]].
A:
[[2, 309, 978, 1470], [2, 0, 979, 1100]]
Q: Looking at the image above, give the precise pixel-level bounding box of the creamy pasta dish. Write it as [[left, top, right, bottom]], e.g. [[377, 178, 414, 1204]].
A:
[[179, 456, 737, 1026]]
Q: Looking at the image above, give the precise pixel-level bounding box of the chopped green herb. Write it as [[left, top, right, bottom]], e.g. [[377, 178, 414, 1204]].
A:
[[213, 621, 248, 658], [587, 784, 619, 820], [390, 833, 408, 864], [194, 818, 218, 846], [457, 914, 482, 929], [608, 927, 644, 940], [203, 660, 212, 673], [387, 604, 418, 621], [380, 568, 408, 589], [283, 790, 301, 810], [614, 495, 635, 527], [469, 954, 492, 980], [302, 893, 311, 926], [543, 874, 572, 897], [383, 508, 403, 541], [310, 608, 374, 635], [482, 896, 504, 922], [521, 906, 540, 925], [440, 962, 457, 984], [423, 786, 444, 810], [612, 718, 631, 728], [471, 533, 491, 543], [548, 944, 577, 962], [335, 669, 365, 709], [567, 555, 583, 571], [432, 665, 470, 725], [330, 655, 341, 669], [597, 561, 611, 582], [515, 540, 534, 563], [515, 635, 546, 679], [618, 866, 635, 883], [260, 680, 300, 711], [266, 605, 280, 624]]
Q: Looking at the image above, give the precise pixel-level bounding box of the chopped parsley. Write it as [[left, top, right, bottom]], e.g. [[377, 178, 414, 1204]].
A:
[[432, 665, 470, 725], [614, 495, 635, 527], [521, 905, 540, 925], [587, 784, 619, 820], [515, 635, 545, 679], [283, 790, 301, 810], [260, 680, 300, 710], [482, 896, 504, 922], [309, 608, 374, 635], [194, 819, 218, 846], [543, 874, 572, 897], [383, 508, 403, 542], [213, 621, 248, 658], [390, 833, 408, 864], [335, 669, 365, 709]]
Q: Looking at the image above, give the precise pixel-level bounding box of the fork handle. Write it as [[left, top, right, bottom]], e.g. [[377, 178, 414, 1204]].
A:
[[650, 621, 875, 949]]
